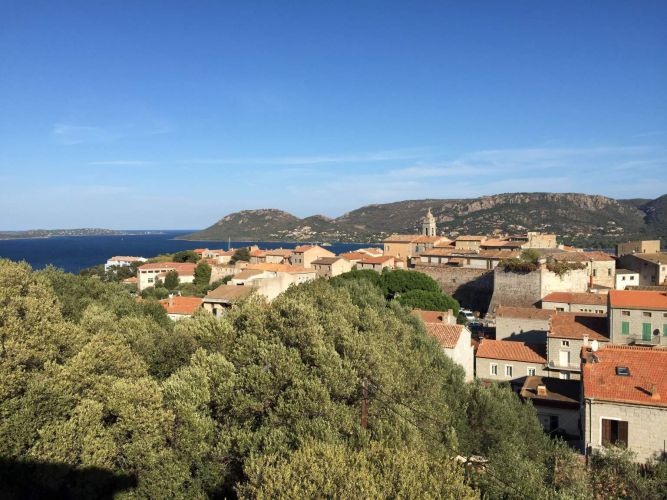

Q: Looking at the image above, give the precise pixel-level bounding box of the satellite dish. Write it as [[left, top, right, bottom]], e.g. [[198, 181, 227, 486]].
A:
[[591, 340, 599, 352]]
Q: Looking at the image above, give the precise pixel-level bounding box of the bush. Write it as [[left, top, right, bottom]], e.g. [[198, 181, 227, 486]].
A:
[[173, 250, 200, 263], [140, 286, 170, 300]]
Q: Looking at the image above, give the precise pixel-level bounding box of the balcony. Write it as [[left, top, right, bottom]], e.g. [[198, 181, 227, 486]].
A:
[[626, 335, 662, 347], [547, 360, 581, 372]]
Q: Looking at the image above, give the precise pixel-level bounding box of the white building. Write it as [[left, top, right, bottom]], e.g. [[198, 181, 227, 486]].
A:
[[104, 255, 146, 272], [137, 262, 196, 291]]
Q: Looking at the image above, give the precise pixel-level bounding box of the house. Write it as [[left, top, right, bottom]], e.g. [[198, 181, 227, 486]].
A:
[[617, 252, 667, 287], [495, 306, 555, 343], [551, 251, 616, 289], [311, 257, 352, 278], [229, 263, 317, 301], [479, 239, 524, 251], [581, 344, 667, 462], [159, 296, 203, 320], [338, 251, 367, 266], [357, 247, 383, 257], [417, 248, 520, 270], [104, 255, 146, 272], [357, 255, 395, 272], [249, 248, 268, 264], [265, 248, 294, 264], [475, 339, 548, 389], [412, 309, 474, 381], [202, 285, 254, 317], [546, 313, 608, 380], [608, 290, 667, 346], [289, 245, 335, 268], [520, 376, 580, 438], [614, 269, 640, 290], [541, 292, 608, 314], [137, 262, 196, 291], [616, 239, 661, 257], [453, 235, 487, 251]]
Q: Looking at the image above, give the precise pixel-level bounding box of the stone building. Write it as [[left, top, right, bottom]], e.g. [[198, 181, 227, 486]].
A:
[[311, 256, 353, 278], [495, 306, 555, 343], [541, 292, 608, 314], [608, 290, 667, 346], [617, 252, 667, 287], [520, 377, 581, 438], [289, 245, 335, 268], [582, 344, 667, 462], [422, 208, 437, 236], [551, 251, 616, 289], [136, 262, 196, 291], [475, 339, 548, 390], [616, 239, 661, 257]]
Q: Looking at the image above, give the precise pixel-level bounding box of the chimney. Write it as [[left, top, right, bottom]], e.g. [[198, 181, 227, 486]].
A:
[[583, 335, 589, 347], [168, 293, 174, 308], [446, 309, 454, 324], [537, 384, 547, 396], [650, 384, 661, 401]]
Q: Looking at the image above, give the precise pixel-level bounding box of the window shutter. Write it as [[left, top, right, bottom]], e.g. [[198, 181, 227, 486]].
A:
[[618, 421, 628, 447], [601, 419, 612, 446]]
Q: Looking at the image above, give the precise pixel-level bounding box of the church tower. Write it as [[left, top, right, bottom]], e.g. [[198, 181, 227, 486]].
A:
[[422, 208, 437, 236]]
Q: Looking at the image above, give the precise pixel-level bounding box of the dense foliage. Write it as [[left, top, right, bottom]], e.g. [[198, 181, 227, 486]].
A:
[[0, 258, 664, 498]]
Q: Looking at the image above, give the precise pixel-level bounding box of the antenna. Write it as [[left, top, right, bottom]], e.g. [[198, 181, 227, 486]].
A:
[[591, 340, 599, 352]]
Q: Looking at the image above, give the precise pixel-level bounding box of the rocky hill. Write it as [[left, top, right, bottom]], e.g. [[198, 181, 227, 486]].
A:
[[180, 192, 667, 246]]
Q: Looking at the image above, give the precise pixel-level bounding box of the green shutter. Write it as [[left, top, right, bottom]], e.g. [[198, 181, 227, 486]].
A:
[[642, 323, 651, 341], [663, 324, 667, 337], [621, 321, 629, 335]]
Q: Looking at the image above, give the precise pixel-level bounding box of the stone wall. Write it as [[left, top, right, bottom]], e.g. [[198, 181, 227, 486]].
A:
[[412, 263, 494, 313]]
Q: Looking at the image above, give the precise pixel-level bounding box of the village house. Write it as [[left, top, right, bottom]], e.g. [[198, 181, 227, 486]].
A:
[[616, 239, 661, 257], [417, 248, 520, 270], [475, 339, 548, 389], [311, 256, 352, 278], [104, 255, 146, 272], [617, 252, 667, 287], [581, 344, 667, 462], [541, 292, 608, 314], [495, 306, 555, 343], [357, 247, 383, 257], [412, 309, 474, 381], [137, 262, 196, 291], [520, 376, 581, 439], [289, 245, 335, 268], [338, 251, 367, 266], [608, 290, 667, 346], [159, 296, 203, 320], [228, 263, 317, 301], [249, 248, 268, 264], [357, 255, 395, 272], [614, 269, 640, 290], [202, 284, 255, 316], [265, 248, 293, 264], [453, 235, 487, 251], [546, 313, 609, 380], [551, 251, 616, 289]]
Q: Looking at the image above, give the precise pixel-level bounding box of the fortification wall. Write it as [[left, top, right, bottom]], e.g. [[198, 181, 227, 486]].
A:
[[412, 263, 494, 313]]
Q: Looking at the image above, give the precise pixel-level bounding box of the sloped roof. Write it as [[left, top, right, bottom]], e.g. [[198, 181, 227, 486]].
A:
[[108, 256, 144, 262], [411, 309, 454, 324], [359, 256, 394, 264], [632, 252, 667, 265], [246, 263, 313, 274], [496, 306, 556, 321], [204, 284, 254, 302], [425, 323, 465, 349], [138, 262, 196, 275], [608, 290, 667, 310], [339, 251, 366, 261], [159, 296, 203, 315], [548, 313, 609, 341], [476, 339, 546, 363], [583, 345, 667, 407], [520, 376, 580, 406], [552, 251, 615, 262], [383, 234, 420, 243], [312, 257, 346, 266], [542, 292, 608, 306]]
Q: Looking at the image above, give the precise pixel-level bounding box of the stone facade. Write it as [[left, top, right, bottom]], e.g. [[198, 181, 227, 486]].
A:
[[412, 263, 494, 312], [542, 299, 607, 314], [546, 337, 585, 380], [495, 313, 552, 343], [617, 253, 667, 287], [476, 357, 548, 386], [609, 304, 667, 347], [583, 400, 667, 462], [616, 240, 660, 257]]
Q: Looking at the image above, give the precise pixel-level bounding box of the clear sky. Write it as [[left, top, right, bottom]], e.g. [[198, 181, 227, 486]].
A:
[[1, 1, 666, 230]]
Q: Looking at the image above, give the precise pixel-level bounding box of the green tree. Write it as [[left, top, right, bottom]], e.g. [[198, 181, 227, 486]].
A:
[[173, 250, 199, 263], [520, 248, 540, 264], [397, 289, 460, 314], [379, 268, 440, 298], [193, 261, 212, 287], [164, 270, 180, 290], [330, 268, 382, 287], [141, 286, 170, 300], [230, 248, 251, 264]]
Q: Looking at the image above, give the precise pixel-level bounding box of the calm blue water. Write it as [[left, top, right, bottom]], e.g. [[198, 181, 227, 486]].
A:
[[0, 231, 380, 273]]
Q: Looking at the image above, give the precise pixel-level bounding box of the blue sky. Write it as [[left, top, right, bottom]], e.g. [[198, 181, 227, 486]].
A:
[[1, 1, 666, 230]]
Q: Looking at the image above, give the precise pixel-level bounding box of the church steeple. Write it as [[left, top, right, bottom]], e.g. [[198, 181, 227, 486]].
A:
[[422, 208, 437, 236]]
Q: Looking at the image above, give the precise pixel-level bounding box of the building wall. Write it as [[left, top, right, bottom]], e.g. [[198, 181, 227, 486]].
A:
[[541, 268, 589, 298], [495, 316, 550, 343], [301, 248, 335, 268], [617, 254, 667, 286], [526, 232, 558, 249], [589, 260, 616, 288], [454, 240, 481, 251], [209, 265, 240, 283], [489, 269, 544, 310], [583, 400, 667, 462], [384, 241, 412, 259], [475, 357, 548, 385], [616, 240, 660, 257], [534, 405, 580, 438], [413, 263, 494, 312], [542, 300, 607, 314], [138, 269, 194, 291], [444, 327, 474, 382], [546, 337, 588, 380], [615, 272, 639, 290], [609, 306, 667, 346]]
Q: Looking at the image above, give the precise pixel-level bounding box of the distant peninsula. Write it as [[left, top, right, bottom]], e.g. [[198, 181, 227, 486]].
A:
[[179, 192, 667, 247], [0, 228, 163, 240]]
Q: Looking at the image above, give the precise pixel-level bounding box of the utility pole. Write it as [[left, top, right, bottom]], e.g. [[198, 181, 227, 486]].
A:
[[361, 379, 369, 430]]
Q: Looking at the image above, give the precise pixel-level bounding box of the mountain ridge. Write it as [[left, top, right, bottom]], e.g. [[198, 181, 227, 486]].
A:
[[180, 192, 667, 247]]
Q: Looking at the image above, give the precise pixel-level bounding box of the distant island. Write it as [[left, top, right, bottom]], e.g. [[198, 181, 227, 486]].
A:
[[0, 228, 164, 240], [179, 192, 667, 247]]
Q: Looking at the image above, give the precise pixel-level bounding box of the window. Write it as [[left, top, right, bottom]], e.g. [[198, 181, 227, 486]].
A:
[[505, 365, 513, 377], [596, 310, 604, 314], [643, 312, 652, 318], [621, 311, 630, 316], [621, 321, 630, 335], [608, 268, 612, 277], [147, 278, 154, 283], [527, 367, 536, 376], [490, 363, 498, 376], [601, 419, 628, 447], [560, 372, 571, 380], [556, 307, 565, 312], [561, 340, 570, 347], [593, 269, 597, 277]]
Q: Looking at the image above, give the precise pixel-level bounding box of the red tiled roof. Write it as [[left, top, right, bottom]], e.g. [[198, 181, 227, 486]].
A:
[[123, 277, 139, 283], [455, 235, 487, 241], [246, 263, 312, 273], [496, 306, 556, 321], [548, 313, 609, 341], [159, 296, 203, 315], [608, 290, 667, 310], [476, 339, 546, 363], [266, 248, 294, 257], [411, 309, 455, 324], [542, 292, 608, 306], [360, 256, 394, 264], [583, 344, 667, 407], [339, 251, 366, 261], [138, 262, 196, 275], [425, 323, 464, 349], [553, 251, 615, 262], [383, 234, 421, 243]]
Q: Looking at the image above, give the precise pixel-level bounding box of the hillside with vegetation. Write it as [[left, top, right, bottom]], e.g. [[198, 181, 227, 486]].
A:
[[181, 192, 666, 247], [1, 258, 665, 498]]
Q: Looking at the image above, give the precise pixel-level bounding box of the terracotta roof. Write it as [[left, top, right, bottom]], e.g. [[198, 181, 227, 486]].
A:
[[123, 277, 139, 283], [420, 247, 460, 257], [339, 251, 366, 261], [108, 256, 144, 262], [266, 248, 294, 257], [357, 247, 383, 256], [159, 296, 203, 315], [481, 239, 523, 248], [632, 252, 667, 265], [360, 256, 395, 265], [520, 376, 580, 406], [193, 248, 207, 254], [552, 251, 615, 262], [383, 234, 420, 243], [425, 323, 465, 349], [608, 290, 667, 310], [583, 344, 667, 407], [542, 292, 608, 306], [249, 249, 268, 257], [476, 249, 520, 260], [548, 313, 609, 341], [413, 235, 444, 243], [204, 284, 254, 302], [246, 263, 313, 274], [496, 306, 556, 321], [411, 308, 455, 324], [476, 339, 547, 363], [312, 257, 345, 266], [138, 262, 196, 275], [455, 235, 487, 241]]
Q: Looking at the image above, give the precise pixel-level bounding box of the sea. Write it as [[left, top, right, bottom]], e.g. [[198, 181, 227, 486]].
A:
[[0, 230, 380, 274]]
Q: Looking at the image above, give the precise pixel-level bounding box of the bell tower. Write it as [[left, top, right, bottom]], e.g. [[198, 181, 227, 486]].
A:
[[422, 208, 437, 236]]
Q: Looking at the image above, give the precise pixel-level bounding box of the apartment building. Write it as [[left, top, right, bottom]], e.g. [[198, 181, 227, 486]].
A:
[[608, 290, 667, 346]]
